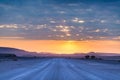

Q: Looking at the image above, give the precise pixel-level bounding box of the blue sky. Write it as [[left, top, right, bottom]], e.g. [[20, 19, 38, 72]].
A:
[[0, 0, 120, 40]]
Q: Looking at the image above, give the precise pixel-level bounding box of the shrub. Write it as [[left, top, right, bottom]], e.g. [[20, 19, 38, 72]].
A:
[[85, 55, 90, 59], [98, 58, 102, 60], [91, 55, 96, 59], [12, 58, 18, 61]]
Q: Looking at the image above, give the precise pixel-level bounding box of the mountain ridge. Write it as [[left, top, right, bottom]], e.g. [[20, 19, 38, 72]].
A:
[[0, 47, 120, 57]]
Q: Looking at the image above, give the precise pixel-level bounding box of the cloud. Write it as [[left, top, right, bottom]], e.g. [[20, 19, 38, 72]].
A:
[[0, 24, 119, 40], [0, 0, 120, 40], [0, 36, 24, 40]]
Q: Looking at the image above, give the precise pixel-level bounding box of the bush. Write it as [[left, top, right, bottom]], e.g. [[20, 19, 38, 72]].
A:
[[12, 58, 18, 61], [98, 58, 102, 60], [85, 55, 90, 59], [91, 55, 96, 59]]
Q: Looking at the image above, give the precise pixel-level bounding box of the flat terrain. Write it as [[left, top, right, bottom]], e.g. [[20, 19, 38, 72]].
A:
[[0, 58, 120, 80]]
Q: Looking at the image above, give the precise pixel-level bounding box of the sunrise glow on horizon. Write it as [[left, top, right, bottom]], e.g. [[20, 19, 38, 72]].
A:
[[0, 40, 120, 54], [0, 0, 120, 55]]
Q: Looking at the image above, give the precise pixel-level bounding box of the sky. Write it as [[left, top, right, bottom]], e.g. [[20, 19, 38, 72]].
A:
[[0, 40, 120, 54], [0, 0, 120, 54]]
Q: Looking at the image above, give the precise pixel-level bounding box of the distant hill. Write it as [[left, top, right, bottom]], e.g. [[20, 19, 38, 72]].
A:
[[0, 47, 34, 57], [0, 47, 57, 57], [87, 52, 120, 56], [0, 47, 120, 58]]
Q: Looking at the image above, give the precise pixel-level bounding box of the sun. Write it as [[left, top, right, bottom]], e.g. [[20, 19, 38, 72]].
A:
[[60, 41, 79, 54]]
